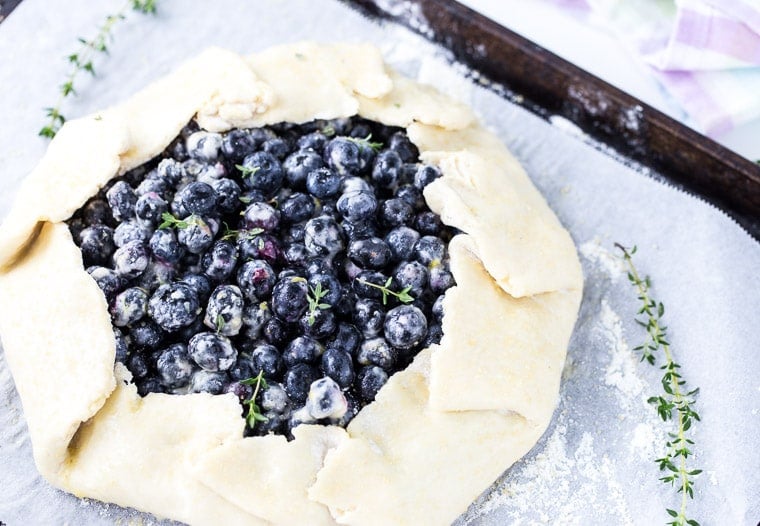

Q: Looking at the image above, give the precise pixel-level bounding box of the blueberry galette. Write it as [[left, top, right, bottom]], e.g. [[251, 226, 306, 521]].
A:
[[0, 43, 582, 525]]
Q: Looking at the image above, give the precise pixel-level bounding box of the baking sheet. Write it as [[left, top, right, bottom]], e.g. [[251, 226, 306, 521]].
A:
[[0, 0, 759, 524]]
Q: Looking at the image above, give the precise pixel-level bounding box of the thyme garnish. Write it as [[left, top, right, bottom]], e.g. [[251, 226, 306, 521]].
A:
[[346, 133, 383, 152], [158, 212, 204, 230], [220, 222, 263, 241], [236, 164, 260, 178], [617, 244, 701, 526], [39, 1, 158, 138], [240, 371, 268, 428], [357, 276, 414, 305], [306, 282, 331, 326], [215, 313, 225, 334]]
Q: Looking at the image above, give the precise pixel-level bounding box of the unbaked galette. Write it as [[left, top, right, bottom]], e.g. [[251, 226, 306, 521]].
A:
[[0, 42, 582, 525]]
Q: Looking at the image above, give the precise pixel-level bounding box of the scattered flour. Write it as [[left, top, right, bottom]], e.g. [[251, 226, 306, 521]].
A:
[[579, 239, 625, 282], [598, 299, 644, 402]]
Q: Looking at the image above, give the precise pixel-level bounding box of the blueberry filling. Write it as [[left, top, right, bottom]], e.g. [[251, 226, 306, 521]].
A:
[[67, 116, 456, 439]]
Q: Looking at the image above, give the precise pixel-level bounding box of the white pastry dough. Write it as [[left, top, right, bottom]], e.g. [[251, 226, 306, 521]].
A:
[[0, 42, 582, 525]]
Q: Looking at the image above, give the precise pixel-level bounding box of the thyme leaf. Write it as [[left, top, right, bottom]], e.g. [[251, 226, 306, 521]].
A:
[[236, 164, 260, 178], [240, 371, 268, 429], [346, 133, 383, 152], [158, 212, 204, 230], [305, 282, 331, 326]]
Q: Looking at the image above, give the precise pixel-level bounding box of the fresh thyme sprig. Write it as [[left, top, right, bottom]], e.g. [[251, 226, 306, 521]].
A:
[[357, 276, 414, 306], [39, 1, 158, 138], [240, 371, 268, 428], [306, 282, 331, 326], [236, 164, 260, 178], [616, 244, 701, 526], [220, 222, 264, 241], [214, 313, 225, 334], [158, 212, 203, 230], [346, 134, 383, 152]]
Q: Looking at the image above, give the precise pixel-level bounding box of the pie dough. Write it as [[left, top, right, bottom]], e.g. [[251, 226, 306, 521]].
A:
[[0, 42, 583, 525]]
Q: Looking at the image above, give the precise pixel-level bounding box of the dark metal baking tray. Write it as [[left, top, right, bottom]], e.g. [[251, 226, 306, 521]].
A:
[[343, 0, 760, 239]]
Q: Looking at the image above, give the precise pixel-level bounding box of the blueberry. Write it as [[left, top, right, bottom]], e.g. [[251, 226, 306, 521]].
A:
[[240, 202, 280, 231], [188, 332, 237, 371], [211, 178, 242, 215], [371, 150, 402, 188], [306, 167, 341, 199], [263, 317, 292, 347], [225, 380, 254, 402], [133, 260, 176, 290], [353, 297, 385, 338], [156, 343, 195, 388], [394, 184, 424, 210], [155, 158, 184, 186], [299, 307, 336, 339], [280, 193, 315, 224], [113, 327, 129, 363], [251, 343, 284, 378], [414, 164, 442, 189], [336, 191, 377, 222], [262, 137, 292, 159], [321, 348, 355, 388], [177, 216, 217, 254], [324, 137, 362, 176], [355, 365, 388, 402], [379, 198, 414, 227], [341, 176, 371, 194], [306, 377, 347, 419], [201, 240, 239, 282], [306, 272, 341, 306], [388, 130, 419, 162], [297, 131, 328, 152], [228, 354, 256, 383], [203, 284, 244, 336], [186, 131, 222, 161], [180, 272, 212, 304], [259, 382, 290, 413], [129, 319, 164, 351], [423, 322, 443, 347], [128, 352, 151, 379], [221, 129, 256, 163], [78, 225, 114, 266], [189, 370, 229, 394], [87, 266, 124, 301], [236, 259, 276, 301], [149, 228, 184, 264], [284, 242, 309, 267], [283, 150, 323, 190], [341, 219, 378, 242], [393, 260, 428, 298], [237, 233, 281, 265], [384, 305, 428, 350], [239, 151, 284, 195], [83, 198, 113, 226], [357, 337, 396, 369], [429, 264, 456, 294], [283, 363, 320, 404], [414, 211, 442, 236], [112, 240, 149, 279], [331, 391, 360, 427], [106, 181, 137, 222], [242, 301, 272, 340], [148, 282, 200, 332], [179, 181, 218, 216], [284, 336, 324, 367], [347, 237, 391, 270], [134, 192, 168, 227], [169, 192, 189, 218], [113, 220, 152, 248], [432, 294, 445, 323], [327, 322, 362, 354], [414, 235, 446, 266], [303, 216, 344, 259], [385, 226, 420, 263], [110, 287, 149, 327], [136, 376, 165, 396]]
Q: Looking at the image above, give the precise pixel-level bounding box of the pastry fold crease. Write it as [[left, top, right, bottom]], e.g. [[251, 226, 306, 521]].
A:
[[0, 43, 581, 525]]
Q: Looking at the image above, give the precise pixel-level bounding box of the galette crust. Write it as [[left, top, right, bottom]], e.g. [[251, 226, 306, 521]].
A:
[[0, 42, 582, 525]]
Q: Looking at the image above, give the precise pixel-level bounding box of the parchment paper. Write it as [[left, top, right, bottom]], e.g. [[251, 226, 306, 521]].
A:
[[0, 1, 758, 525]]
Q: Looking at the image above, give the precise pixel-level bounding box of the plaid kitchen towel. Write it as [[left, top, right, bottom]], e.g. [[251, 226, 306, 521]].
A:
[[562, 0, 760, 135]]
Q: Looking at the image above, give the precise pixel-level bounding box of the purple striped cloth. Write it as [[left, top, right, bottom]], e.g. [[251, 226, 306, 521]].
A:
[[554, 0, 760, 135]]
